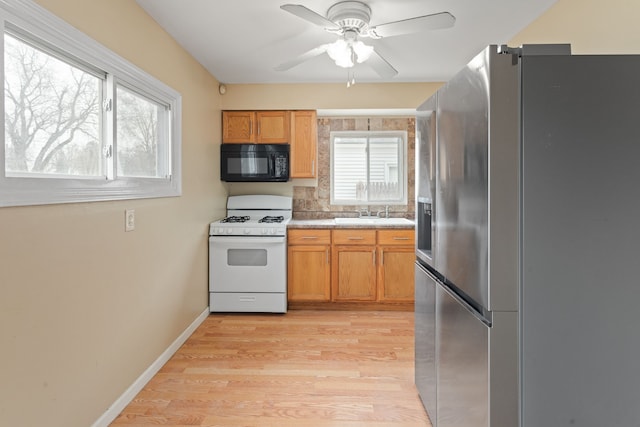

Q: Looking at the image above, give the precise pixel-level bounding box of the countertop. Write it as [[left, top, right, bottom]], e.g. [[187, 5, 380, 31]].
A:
[[288, 218, 415, 229]]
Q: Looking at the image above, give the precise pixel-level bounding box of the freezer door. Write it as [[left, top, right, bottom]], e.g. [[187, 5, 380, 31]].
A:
[[414, 262, 437, 424], [435, 280, 518, 427], [436, 282, 489, 427]]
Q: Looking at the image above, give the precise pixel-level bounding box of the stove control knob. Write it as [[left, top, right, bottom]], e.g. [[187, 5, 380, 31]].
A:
[[261, 228, 268, 235], [270, 228, 276, 235], [244, 228, 250, 234], [226, 228, 233, 235]]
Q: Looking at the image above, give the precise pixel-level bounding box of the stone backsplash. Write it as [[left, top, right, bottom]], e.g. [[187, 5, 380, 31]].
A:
[[293, 116, 415, 220]]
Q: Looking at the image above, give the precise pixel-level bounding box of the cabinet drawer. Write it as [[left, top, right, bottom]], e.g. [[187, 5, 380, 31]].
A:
[[288, 229, 331, 245], [378, 229, 415, 246], [332, 229, 376, 245]]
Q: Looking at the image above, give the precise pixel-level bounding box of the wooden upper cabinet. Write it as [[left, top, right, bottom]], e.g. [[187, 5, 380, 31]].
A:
[[222, 111, 255, 143], [290, 110, 318, 178], [222, 111, 290, 143], [256, 111, 290, 143]]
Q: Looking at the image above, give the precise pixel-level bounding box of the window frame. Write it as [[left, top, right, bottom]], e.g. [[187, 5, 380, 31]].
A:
[[330, 130, 408, 206], [0, 0, 182, 207]]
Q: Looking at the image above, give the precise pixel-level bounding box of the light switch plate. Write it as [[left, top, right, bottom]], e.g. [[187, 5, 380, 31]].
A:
[[125, 209, 135, 232]]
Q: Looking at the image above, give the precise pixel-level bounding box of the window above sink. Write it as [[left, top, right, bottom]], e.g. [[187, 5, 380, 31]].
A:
[[330, 130, 408, 206]]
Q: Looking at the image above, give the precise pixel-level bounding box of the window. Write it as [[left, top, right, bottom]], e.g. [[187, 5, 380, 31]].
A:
[[0, 1, 181, 207], [330, 131, 407, 205]]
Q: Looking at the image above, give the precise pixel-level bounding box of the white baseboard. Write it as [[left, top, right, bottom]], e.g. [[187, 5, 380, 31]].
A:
[[91, 307, 210, 427]]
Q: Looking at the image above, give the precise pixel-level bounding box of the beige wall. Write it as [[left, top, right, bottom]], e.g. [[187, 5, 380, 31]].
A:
[[0, 1, 226, 426], [509, 0, 640, 53], [220, 82, 441, 110]]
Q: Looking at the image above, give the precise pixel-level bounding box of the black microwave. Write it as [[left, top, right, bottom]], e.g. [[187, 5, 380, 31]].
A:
[[220, 143, 290, 182]]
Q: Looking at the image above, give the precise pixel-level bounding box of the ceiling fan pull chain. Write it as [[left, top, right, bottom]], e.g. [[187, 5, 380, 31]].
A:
[[346, 70, 356, 88]]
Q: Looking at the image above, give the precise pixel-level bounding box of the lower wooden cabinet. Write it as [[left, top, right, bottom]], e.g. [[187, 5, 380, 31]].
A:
[[377, 229, 415, 303], [332, 244, 377, 301], [378, 246, 415, 302], [288, 227, 415, 307], [287, 229, 331, 302], [331, 229, 377, 301]]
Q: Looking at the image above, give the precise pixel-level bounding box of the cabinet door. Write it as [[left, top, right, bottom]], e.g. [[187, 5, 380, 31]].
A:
[[222, 111, 255, 143], [256, 111, 290, 143], [378, 246, 415, 302], [290, 110, 318, 178], [288, 244, 331, 301], [331, 245, 377, 301]]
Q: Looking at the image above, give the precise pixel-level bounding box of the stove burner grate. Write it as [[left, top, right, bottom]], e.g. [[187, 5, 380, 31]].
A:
[[259, 215, 284, 223], [221, 215, 250, 223]]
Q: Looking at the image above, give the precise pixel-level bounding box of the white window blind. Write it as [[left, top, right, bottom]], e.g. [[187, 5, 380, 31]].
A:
[[330, 131, 407, 205]]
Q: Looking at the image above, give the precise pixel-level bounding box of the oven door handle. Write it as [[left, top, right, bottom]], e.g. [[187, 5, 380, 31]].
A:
[[210, 236, 286, 245]]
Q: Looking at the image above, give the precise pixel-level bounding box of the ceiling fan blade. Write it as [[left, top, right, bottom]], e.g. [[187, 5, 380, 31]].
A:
[[274, 44, 331, 71], [280, 4, 341, 30], [367, 50, 398, 79], [367, 12, 455, 38]]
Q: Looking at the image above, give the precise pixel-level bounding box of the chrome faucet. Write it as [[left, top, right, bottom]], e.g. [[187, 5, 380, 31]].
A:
[[376, 205, 390, 218], [358, 207, 371, 218]]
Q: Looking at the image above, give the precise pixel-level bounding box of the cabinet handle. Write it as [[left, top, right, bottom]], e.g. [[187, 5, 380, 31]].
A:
[[381, 250, 384, 265], [250, 119, 253, 136], [348, 237, 364, 240], [373, 250, 376, 265], [257, 121, 261, 135], [301, 236, 318, 240], [326, 248, 329, 264], [312, 160, 315, 175], [393, 237, 411, 240]]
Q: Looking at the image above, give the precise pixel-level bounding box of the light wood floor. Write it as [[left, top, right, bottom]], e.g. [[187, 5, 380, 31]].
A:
[[110, 310, 431, 427]]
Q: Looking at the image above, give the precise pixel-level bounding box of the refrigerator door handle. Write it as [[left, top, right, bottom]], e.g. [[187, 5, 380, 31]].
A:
[[439, 282, 492, 327]]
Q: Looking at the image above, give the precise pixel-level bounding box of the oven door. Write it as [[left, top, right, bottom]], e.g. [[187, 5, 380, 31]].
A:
[[209, 235, 287, 293]]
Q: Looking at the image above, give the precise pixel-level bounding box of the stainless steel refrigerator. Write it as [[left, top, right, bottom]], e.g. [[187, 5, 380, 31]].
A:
[[415, 44, 640, 427]]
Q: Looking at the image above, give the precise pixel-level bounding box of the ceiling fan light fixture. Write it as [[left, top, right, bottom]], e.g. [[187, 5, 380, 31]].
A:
[[327, 39, 348, 61], [352, 40, 373, 63], [326, 38, 373, 68], [327, 39, 353, 68]]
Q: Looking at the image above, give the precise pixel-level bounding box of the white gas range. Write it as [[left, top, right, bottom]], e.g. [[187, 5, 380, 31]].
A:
[[208, 195, 292, 313]]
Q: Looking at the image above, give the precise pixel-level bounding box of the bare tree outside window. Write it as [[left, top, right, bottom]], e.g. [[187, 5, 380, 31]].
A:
[[4, 33, 102, 177], [0, 1, 181, 207], [116, 86, 161, 178]]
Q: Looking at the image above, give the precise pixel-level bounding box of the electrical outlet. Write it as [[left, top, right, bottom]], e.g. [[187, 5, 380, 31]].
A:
[[125, 209, 135, 232]]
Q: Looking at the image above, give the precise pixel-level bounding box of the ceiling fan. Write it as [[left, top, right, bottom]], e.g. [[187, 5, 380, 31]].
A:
[[275, 1, 455, 81]]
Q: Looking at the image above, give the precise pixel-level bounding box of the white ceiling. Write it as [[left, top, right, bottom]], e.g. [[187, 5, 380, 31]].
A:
[[135, 0, 558, 84]]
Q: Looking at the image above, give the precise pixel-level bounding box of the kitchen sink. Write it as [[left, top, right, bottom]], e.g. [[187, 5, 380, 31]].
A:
[[334, 217, 414, 226]]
